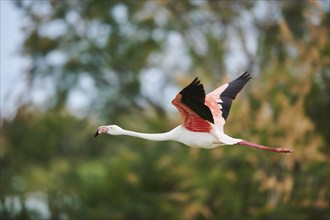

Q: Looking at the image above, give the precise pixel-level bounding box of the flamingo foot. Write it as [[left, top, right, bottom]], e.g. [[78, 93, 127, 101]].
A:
[[238, 140, 292, 154]]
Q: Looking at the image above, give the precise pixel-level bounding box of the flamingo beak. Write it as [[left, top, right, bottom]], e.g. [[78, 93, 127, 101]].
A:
[[94, 129, 100, 137], [95, 127, 109, 137]]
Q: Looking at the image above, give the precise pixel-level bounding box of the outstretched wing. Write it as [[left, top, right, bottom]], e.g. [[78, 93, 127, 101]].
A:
[[172, 77, 214, 132], [206, 72, 251, 131]]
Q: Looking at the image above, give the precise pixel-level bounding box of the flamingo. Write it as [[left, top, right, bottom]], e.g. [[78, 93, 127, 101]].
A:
[[95, 72, 292, 153]]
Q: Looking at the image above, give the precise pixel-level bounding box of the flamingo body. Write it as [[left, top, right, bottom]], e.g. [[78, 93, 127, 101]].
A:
[[95, 72, 292, 153], [165, 125, 240, 149]]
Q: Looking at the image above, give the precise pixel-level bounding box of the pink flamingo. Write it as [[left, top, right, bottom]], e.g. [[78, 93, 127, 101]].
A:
[[95, 72, 292, 153]]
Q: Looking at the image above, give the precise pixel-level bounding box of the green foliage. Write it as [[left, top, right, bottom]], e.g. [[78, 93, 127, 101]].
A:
[[2, 0, 329, 219]]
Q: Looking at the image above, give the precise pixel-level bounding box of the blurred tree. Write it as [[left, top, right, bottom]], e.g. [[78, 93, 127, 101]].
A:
[[1, 0, 329, 220], [12, 0, 260, 120]]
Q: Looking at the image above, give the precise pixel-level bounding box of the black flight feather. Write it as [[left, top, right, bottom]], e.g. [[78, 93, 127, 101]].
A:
[[220, 72, 251, 120], [179, 77, 214, 124]]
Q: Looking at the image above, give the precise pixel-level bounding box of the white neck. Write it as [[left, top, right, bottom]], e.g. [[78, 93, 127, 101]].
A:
[[119, 128, 174, 142]]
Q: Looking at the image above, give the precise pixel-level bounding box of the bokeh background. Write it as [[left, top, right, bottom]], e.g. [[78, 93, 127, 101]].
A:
[[1, 0, 329, 219]]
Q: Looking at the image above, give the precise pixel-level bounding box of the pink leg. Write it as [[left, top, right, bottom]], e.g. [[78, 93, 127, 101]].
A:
[[238, 140, 292, 153]]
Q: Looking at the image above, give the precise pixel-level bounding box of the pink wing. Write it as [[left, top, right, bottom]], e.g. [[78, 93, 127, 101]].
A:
[[172, 77, 213, 132], [206, 72, 251, 131]]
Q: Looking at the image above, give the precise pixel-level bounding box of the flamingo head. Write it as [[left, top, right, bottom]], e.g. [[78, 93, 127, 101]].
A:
[[94, 125, 123, 137]]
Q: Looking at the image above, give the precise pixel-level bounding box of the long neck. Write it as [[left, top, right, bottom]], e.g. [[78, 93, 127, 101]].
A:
[[119, 129, 174, 142]]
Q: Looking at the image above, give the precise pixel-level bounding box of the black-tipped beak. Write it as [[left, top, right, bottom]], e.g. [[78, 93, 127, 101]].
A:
[[94, 129, 99, 137]]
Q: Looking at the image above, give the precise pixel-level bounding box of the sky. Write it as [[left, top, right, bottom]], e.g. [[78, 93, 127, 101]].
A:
[[0, 1, 90, 120], [0, 0, 250, 121], [2, 1, 328, 121], [1, 4, 50, 217], [1, 1, 29, 120], [1, 0, 281, 122]]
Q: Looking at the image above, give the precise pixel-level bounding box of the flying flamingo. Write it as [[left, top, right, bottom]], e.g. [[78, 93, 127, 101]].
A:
[[95, 72, 292, 153]]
